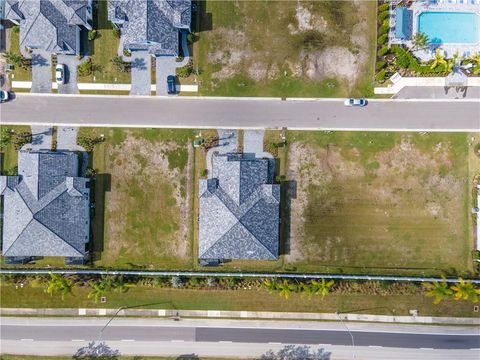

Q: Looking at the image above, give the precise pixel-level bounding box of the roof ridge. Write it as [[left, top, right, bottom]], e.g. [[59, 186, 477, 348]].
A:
[[238, 199, 277, 258], [2, 218, 34, 255], [32, 218, 84, 256]]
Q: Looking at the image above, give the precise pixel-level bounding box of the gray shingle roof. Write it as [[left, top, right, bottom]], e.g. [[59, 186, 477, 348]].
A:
[[199, 153, 280, 261], [4, 0, 92, 55], [1, 150, 90, 258], [108, 0, 191, 56]]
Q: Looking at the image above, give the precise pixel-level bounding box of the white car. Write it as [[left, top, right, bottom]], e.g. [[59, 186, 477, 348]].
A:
[[55, 64, 65, 84], [344, 98, 367, 107], [0, 90, 9, 103]]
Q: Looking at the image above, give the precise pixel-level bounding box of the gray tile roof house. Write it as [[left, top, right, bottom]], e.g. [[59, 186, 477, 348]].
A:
[[108, 0, 191, 56], [199, 153, 280, 261], [4, 0, 92, 55], [1, 150, 90, 264]]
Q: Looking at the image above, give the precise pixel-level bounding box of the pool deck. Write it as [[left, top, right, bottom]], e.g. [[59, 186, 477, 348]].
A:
[[389, 1, 480, 61]]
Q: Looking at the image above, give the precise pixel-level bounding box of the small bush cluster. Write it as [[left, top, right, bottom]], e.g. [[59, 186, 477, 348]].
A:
[[88, 29, 98, 41], [176, 59, 194, 78], [78, 135, 105, 152], [0, 128, 32, 150]]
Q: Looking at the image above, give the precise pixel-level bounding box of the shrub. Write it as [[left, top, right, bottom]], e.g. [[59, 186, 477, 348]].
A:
[[78, 135, 104, 152], [111, 56, 130, 73], [377, 10, 389, 23], [176, 59, 193, 78], [378, 3, 390, 12], [78, 58, 93, 77], [200, 169, 208, 177], [170, 276, 183, 288], [376, 69, 387, 82], [186, 33, 197, 45], [112, 28, 121, 38], [377, 46, 389, 57], [376, 61, 386, 71], [12, 25, 20, 34], [378, 33, 388, 45], [379, 23, 390, 35], [88, 29, 97, 41]]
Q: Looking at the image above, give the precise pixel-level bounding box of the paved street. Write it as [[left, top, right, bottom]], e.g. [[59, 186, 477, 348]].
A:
[[1, 94, 479, 131], [1, 317, 478, 359]]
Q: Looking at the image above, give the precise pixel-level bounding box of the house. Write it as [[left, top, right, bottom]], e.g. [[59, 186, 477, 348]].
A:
[[198, 153, 280, 262], [4, 0, 92, 55], [108, 0, 191, 56], [1, 150, 91, 265]]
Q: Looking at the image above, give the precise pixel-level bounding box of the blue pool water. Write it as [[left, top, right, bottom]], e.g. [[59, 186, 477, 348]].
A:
[[417, 12, 479, 44]]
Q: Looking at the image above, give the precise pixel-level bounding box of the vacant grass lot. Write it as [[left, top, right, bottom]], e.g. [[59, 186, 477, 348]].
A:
[[6, 29, 31, 81], [194, 0, 376, 97], [78, 127, 195, 269], [0, 283, 475, 317], [285, 131, 472, 276]]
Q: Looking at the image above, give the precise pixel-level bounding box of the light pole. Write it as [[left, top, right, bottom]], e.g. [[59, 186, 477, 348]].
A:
[[336, 312, 356, 360]]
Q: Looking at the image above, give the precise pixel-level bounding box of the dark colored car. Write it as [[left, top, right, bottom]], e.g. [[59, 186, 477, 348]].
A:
[[167, 75, 176, 95], [0, 90, 10, 103]]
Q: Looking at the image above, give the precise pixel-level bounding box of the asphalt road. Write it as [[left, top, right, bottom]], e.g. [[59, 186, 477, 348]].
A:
[[1, 94, 479, 131], [2, 319, 479, 350]]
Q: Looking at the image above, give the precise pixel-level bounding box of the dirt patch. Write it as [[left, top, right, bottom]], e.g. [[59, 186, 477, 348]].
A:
[[304, 47, 361, 84]]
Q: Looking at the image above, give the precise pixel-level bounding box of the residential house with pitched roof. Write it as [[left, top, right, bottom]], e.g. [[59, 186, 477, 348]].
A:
[[108, 0, 191, 57], [198, 153, 280, 262], [4, 0, 92, 55], [1, 150, 91, 264]]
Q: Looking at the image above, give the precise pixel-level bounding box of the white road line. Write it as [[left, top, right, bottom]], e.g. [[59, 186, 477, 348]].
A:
[[171, 340, 185, 342], [470, 348, 480, 351], [20, 339, 34, 341], [419, 348, 434, 350], [219, 341, 233, 343], [368, 345, 383, 348], [121, 339, 135, 342], [71, 339, 85, 342], [268, 342, 282, 345]]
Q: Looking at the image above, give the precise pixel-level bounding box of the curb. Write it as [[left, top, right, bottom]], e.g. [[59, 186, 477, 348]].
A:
[[1, 308, 479, 325]]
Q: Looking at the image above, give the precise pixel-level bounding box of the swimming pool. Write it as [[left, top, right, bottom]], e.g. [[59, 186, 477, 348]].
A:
[[417, 12, 479, 44]]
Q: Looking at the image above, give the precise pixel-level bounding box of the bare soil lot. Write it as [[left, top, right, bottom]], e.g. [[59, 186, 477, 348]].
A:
[[195, 0, 376, 97], [80, 128, 195, 269], [285, 132, 472, 276]]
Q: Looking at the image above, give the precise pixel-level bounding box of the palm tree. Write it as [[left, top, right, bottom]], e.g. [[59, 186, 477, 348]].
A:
[[450, 278, 480, 303], [300, 282, 316, 298], [44, 273, 74, 300], [88, 276, 132, 303], [263, 278, 278, 294], [277, 280, 297, 300], [412, 32, 429, 50], [311, 278, 335, 298], [469, 52, 480, 74], [430, 48, 447, 70], [422, 277, 453, 304]]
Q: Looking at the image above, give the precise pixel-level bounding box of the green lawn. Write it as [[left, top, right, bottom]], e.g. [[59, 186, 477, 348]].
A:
[[0, 125, 31, 174], [194, 0, 377, 97], [7, 28, 32, 82], [77, 1, 131, 84], [284, 131, 472, 276], [1, 283, 476, 318]]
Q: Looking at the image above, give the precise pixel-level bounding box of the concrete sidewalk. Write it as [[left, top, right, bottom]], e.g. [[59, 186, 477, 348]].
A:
[[12, 80, 198, 93], [1, 308, 479, 326]]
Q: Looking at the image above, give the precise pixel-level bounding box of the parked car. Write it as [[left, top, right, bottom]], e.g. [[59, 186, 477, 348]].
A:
[[344, 98, 367, 107], [55, 64, 66, 84], [167, 75, 176, 95], [0, 90, 9, 103]]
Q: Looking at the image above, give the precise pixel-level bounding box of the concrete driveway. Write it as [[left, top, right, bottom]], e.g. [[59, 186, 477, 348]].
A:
[[56, 55, 80, 94], [30, 49, 51, 93], [22, 125, 53, 151], [56, 126, 79, 150], [130, 50, 151, 96], [206, 129, 238, 178], [155, 56, 178, 96]]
